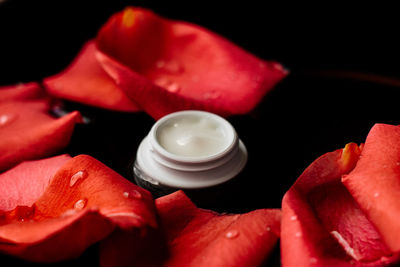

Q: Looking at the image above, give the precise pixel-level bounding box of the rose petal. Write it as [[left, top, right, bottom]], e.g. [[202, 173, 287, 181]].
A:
[[0, 82, 43, 101], [43, 40, 140, 112], [100, 190, 281, 267], [342, 124, 400, 252], [281, 143, 398, 266], [0, 95, 81, 171], [0, 155, 157, 262], [96, 7, 287, 119], [0, 154, 71, 211]]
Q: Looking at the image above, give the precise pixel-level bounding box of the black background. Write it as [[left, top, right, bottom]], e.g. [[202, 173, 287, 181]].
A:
[[1, 1, 400, 266]]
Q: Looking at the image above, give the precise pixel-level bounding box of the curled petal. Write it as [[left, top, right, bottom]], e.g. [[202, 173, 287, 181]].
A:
[[0, 155, 157, 262], [100, 190, 281, 267], [96, 7, 287, 119], [0, 96, 81, 171], [343, 124, 400, 252], [281, 144, 399, 267], [43, 41, 139, 112]]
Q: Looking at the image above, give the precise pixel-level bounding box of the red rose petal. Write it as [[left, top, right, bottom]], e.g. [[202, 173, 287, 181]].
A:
[[0, 88, 81, 171], [0, 82, 43, 101], [96, 7, 287, 119], [0, 155, 157, 262], [100, 190, 281, 267], [43, 41, 139, 112], [281, 144, 398, 267], [342, 124, 400, 252], [0, 154, 70, 211]]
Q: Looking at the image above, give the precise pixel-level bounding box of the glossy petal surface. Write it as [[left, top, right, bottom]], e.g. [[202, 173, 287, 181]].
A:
[[0, 84, 81, 171], [100, 190, 281, 267], [0, 155, 157, 262], [43, 41, 139, 112], [281, 143, 398, 267], [97, 7, 287, 119]]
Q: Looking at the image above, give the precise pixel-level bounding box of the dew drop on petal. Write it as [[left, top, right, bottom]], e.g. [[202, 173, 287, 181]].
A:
[[123, 192, 130, 198], [70, 170, 88, 187], [62, 209, 78, 217], [131, 190, 142, 199], [74, 199, 87, 210], [15, 205, 36, 221], [154, 77, 171, 87], [204, 90, 221, 100], [266, 226, 271, 231], [225, 229, 239, 239], [295, 232, 302, 238], [166, 82, 181, 93], [290, 215, 297, 221], [374, 192, 380, 198], [164, 60, 184, 74], [0, 114, 17, 127]]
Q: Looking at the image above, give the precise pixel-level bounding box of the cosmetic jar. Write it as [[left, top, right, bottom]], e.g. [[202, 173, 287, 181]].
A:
[[133, 110, 248, 200]]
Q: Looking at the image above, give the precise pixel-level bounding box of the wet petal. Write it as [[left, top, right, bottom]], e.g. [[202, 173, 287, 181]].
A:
[[0, 155, 157, 262], [43, 41, 139, 112], [100, 190, 281, 267], [281, 143, 399, 266], [0, 96, 81, 171], [0, 155, 70, 211], [96, 7, 287, 119], [342, 124, 400, 252]]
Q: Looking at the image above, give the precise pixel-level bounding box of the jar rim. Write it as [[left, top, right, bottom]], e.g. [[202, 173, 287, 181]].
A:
[[149, 110, 238, 164]]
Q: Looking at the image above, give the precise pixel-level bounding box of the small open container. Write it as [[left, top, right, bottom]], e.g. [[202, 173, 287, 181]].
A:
[[133, 110, 248, 209]]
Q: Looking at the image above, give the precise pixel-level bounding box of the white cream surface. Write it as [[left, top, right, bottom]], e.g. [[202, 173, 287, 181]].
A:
[[157, 116, 228, 157]]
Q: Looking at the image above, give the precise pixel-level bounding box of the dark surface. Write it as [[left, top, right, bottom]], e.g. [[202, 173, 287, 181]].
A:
[[1, 0, 399, 266]]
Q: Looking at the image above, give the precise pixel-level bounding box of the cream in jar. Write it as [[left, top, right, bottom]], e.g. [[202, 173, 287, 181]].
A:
[[133, 110, 247, 195]]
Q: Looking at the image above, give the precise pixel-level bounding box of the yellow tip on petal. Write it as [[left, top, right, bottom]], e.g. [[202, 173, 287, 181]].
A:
[[340, 142, 361, 173], [122, 8, 135, 27]]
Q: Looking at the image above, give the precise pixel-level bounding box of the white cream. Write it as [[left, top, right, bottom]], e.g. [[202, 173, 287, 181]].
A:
[[157, 116, 227, 157]]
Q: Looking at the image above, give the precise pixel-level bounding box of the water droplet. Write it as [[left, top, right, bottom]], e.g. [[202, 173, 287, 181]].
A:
[[225, 229, 239, 239], [70, 170, 88, 187], [266, 226, 271, 231], [154, 77, 171, 87], [310, 257, 318, 264], [0, 114, 17, 127], [123, 190, 142, 199], [74, 199, 87, 210], [61, 209, 77, 217], [131, 190, 142, 199], [204, 90, 221, 100], [166, 82, 181, 93], [290, 215, 297, 221], [163, 61, 184, 74], [14, 205, 36, 221], [295, 232, 302, 238], [374, 192, 380, 198]]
